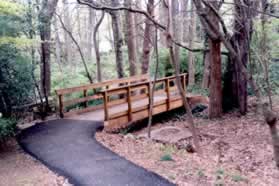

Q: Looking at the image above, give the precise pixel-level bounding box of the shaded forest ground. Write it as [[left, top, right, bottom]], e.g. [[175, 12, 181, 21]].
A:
[[96, 96, 279, 185]]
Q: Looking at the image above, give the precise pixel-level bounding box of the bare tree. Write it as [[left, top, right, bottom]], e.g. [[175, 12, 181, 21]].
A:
[[124, 0, 138, 76], [141, 0, 155, 74], [56, 13, 93, 83], [181, 0, 189, 43], [94, 11, 105, 82], [63, 0, 72, 63], [38, 0, 58, 109], [87, 8, 95, 63], [260, 0, 272, 108], [187, 0, 197, 86], [165, 0, 201, 153], [110, 0, 125, 78]]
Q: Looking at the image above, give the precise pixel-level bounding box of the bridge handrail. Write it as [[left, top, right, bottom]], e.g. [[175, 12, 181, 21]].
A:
[[100, 73, 187, 121], [55, 74, 149, 117]]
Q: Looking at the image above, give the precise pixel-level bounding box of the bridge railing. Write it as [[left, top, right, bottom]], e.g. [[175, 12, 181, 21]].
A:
[[55, 74, 149, 117], [99, 73, 187, 130]]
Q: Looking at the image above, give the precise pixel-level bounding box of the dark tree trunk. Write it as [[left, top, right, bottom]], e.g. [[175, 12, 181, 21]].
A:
[[141, 0, 154, 74], [110, 0, 124, 78], [208, 1, 222, 118], [209, 38, 222, 118], [225, 0, 253, 115], [39, 0, 58, 100]]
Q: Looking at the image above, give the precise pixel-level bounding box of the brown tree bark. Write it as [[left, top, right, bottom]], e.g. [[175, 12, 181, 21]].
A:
[[181, 0, 189, 43], [201, 35, 210, 89], [172, 0, 181, 72], [229, 0, 253, 115], [87, 8, 95, 63], [62, 0, 72, 63], [166, 0, 201, 153], [141, 0, 154, 74], [110, 0, 124, 78], [38, 0, 58, 100], [159, 0, 168, 46], [94, 11, 105, 82], [187, 0, 197, 86], [124, 0, 138, 76], [209, 38, 222, 118]]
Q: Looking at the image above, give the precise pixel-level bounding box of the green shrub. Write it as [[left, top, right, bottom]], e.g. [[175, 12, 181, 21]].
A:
[[0, 118, 17, 141], [160, 154, 174, 161]]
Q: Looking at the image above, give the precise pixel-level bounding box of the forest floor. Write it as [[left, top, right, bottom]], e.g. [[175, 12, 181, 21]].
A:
[[0, 134, 71, 186], [96, 97, 279, 186]]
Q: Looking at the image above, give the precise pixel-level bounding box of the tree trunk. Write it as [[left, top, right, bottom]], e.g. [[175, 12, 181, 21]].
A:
[[159, 0, 168, 47], [181, 0, 189, 43], [187, 0, 197, 85], [141, 0, 154, 74], [208, 1, 222, 118], [63, 0, 72, 63], [134, 0, 144, 57], [94, 11, 105, 82], [53, 16, 63, 70], [39, 0, 58, 100], [228, 0, 253, 115], [124, 0, 138, 76], [172, 0, 181, 71], [110, 0, 124, 78], [87, 8, 95, 63]]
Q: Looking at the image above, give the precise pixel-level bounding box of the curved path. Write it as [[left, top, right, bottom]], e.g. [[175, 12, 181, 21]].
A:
[[18, 119, 174, 186]]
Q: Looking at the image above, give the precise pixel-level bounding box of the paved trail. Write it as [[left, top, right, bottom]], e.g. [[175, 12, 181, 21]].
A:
[[18, 119, 174, 186]]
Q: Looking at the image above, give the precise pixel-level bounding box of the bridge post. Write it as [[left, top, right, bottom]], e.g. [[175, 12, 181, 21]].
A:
[[165, 78, 170, 110], [58, 94, 64, 118], [83, 89, 88, 108], [127, 86, 132, 121], [103, 92, 109, 121]]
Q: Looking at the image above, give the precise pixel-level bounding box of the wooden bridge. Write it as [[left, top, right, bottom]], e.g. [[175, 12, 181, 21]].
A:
[[55, 74, 189, 132]]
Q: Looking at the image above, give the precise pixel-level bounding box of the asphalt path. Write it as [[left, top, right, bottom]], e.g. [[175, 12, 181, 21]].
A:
[[18, 119, 174, 186]]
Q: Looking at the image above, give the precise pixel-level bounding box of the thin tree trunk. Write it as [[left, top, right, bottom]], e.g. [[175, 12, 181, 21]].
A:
[[159, 0, 168, 46], [166, 0, 201, 154], [181, 0, 189, 43], [187, 0, 197, 86], [110, 0, 124, 78], [94, 11, 105, 82], [38, 0, 58, 111], [124, 0, 138, 76], [172, 0, 181, 71], [53, 16, 63, 71], [141, 0, 154, 74], [63, 0, 72, 63], [56, 13, 93, 83], [260, 0, 272, 109], [147, 28, 159, 138], [87, 8, 95, 63]]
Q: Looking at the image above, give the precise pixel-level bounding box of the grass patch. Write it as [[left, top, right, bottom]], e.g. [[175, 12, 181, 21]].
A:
[[160, 154, 174, 161]]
